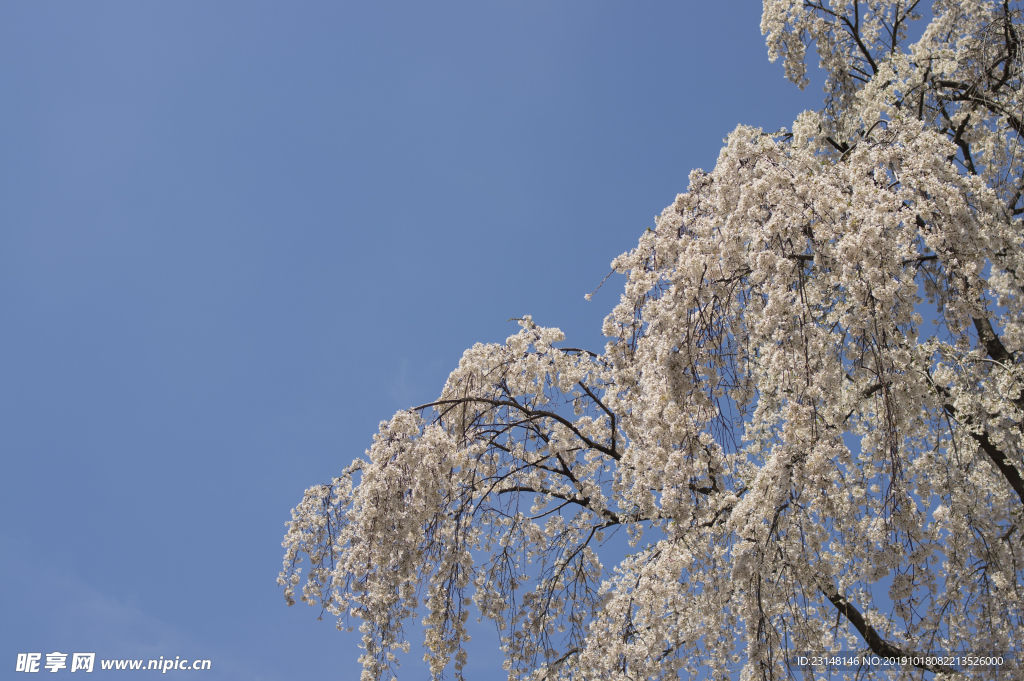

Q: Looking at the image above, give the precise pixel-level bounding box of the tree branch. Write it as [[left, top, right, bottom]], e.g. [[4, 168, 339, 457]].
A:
[[415, 396, 619, 460], [939, 399, 1024, 506], [935, 79, 1024, 137], [973, 315, 1015, 365], [821, 587, 956, 674]]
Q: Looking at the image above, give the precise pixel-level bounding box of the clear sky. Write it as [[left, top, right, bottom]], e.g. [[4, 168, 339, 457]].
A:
[[0, 2, 822, 678]]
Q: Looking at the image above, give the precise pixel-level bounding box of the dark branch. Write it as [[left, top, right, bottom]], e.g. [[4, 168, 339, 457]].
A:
[[935, 79, 1024, 137], [973, 316, 1015, 365], [414, 396, 618, 460], [939, 399, 1024, 507], [821, 587, 956, 674]]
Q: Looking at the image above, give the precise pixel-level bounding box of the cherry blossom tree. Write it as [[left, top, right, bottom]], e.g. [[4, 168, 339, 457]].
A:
[[281, 1, 1023, 679]]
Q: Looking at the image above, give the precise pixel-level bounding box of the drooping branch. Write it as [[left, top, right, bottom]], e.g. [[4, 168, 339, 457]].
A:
[[937, 396, 1024, 506], [414, 396, 619, 460], [934, 79, 1024, 138], [973, 315, 1015, 365], [965, 427, 1024, 507], [498, 485, 623, 525], [821, 587, 957, 674]]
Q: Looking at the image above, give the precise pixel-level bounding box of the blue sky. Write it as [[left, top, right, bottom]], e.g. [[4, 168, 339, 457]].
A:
[[0, 2, 822, 678]]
